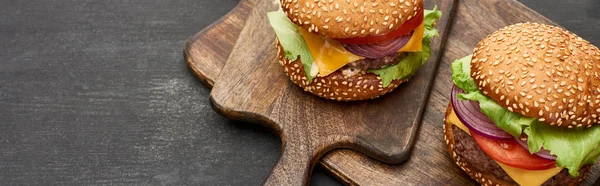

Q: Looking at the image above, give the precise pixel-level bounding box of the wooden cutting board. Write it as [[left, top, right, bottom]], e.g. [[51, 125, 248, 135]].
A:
[[206, 0, 455, 185], [184, 0, 600, 185]]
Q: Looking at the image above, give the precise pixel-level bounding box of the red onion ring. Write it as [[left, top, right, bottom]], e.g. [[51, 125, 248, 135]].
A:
[[515, 136, 557, 160], [451, 85, 514, 140], [342, 31, 413, 59]]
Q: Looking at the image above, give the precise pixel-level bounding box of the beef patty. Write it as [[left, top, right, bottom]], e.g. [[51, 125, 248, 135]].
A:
[[346, 52, 407, 70]]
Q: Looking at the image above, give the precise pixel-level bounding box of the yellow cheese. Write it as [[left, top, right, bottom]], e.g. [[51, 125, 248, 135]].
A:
[[397, 22, 424, 52], [298, 27, 363, 77], [497, 162, 564, 186], [447, 108, 563, 186], [447, 108, 470, 135], [297, 23, 425, 77]]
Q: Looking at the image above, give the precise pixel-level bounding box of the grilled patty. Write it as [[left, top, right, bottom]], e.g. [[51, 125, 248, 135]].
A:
[[346, 52, 407, 70]]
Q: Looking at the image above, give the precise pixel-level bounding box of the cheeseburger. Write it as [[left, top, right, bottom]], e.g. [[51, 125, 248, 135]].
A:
[[446, 23, 600, 186], [267, 0, 441, 101]]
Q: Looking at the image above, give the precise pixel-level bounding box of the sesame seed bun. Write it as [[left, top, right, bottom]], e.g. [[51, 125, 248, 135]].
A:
[[280, 0, 422, 39], [276, 40, 403, 101], [470, 23, 600, 128], [443, 104, 591, 186]]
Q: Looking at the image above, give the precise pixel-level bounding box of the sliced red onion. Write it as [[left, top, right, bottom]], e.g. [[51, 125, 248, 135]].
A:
[[451, 85, 514, 140], [515, 136, 557, 160], [342, 32, 413, 59]]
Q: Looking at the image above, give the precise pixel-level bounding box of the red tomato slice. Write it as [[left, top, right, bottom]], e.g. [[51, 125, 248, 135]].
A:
[[471, 131, 556, 170], [337, 8, 424, 44]]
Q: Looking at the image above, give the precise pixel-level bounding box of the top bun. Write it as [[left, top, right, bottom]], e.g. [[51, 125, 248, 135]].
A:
[[471, 23, 600, 128], [280, 0, 422, 39]]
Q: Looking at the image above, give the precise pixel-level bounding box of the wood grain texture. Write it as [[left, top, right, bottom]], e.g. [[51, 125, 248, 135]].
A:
[[185, 0, 258, 86], [185, 0, 600, 185], [205, 0, 455, 185]]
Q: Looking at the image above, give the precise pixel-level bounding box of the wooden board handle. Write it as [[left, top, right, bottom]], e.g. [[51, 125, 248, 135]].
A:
[[263, 139, 316, 186]]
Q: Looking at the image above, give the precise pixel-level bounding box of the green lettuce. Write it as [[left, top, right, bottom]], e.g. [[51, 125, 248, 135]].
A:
[[525, 121, 600, 177], [451, 56, 600, 177], [424, 8, 443, 39], [369, 7, 442, 87], [458, 91, 536, 138], [267, 9, 316, 82], [450, 55, 478, 93]]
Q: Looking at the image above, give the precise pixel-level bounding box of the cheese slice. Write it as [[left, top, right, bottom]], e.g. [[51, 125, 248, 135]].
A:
[[447, 109, 470, 135], [298, 27, 363, 77], [398, 22, 424, 52], [497, 162, 563, 186], [297, 23, 425, 77], [447, 108, 563, 186]]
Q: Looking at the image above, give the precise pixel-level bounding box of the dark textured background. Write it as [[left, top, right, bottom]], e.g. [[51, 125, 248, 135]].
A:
[[0, 0, 598, 185]]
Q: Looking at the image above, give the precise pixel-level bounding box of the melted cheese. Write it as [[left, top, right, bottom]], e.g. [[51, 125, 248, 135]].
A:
[[497, 162, 564, 186], [447, 108, 563, 186], [297, 23, 425, 76], [447, 109, 470, 135], [298, 27, 363, 77], [398, 22, 424, 52]]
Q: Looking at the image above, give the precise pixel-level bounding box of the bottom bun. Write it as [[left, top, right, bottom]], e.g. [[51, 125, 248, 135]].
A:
[[443, 103, 591, 186], [276, 40, 404, 101]]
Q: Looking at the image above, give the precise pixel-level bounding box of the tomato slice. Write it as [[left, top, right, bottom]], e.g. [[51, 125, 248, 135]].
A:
[[337, 8, 424, 44], [471, 131, 556, 170]]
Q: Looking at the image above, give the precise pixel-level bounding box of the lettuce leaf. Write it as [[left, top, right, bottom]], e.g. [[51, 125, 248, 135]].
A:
[[458, 91, 535, 137], [450, 55, 478, 93], [424, 8, 442, 39], [451, 56, 600, 177], [267, 9, 316, 82], [525, 121, 600, 176], [368, 39, 432, 86], [369, 6, 442, 87]]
